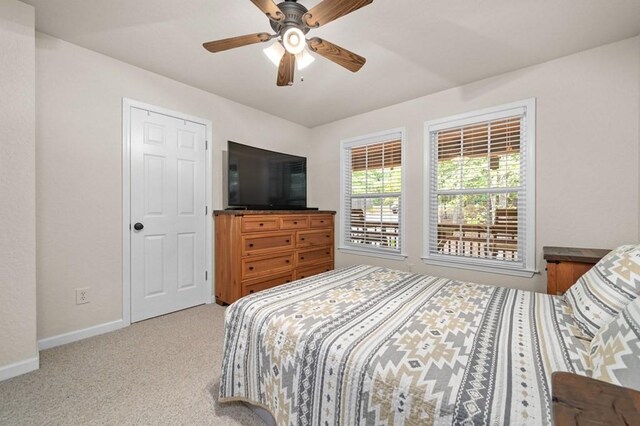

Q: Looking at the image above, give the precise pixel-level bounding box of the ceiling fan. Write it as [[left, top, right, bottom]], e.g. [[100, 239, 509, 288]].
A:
[[202, 0, 372, 86]]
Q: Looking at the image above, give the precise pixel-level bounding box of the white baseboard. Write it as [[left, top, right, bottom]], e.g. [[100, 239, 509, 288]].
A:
[[0, 355, 39, 382], [38, 319, 125, 351]]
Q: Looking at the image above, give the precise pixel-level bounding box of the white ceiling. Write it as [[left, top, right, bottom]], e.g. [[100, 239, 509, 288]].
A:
[[24, 0, 640, 127]]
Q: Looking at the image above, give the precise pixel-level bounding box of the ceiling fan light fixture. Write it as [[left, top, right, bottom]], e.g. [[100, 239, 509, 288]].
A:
[[282, 27, 306, 55], [263, 41, 285, 66], [202, 0, 373, 87], [295, 46, 315, 70]]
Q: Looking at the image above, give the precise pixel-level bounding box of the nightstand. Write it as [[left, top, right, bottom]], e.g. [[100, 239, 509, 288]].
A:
[[552, 372, 640, 426], [543, 246, 610, 295]]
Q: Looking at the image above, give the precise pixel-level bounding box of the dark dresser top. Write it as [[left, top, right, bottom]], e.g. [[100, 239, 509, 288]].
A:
[[214, 210, 336, 216], [552, 372, 640, 426], [543, 246, 611, 264]]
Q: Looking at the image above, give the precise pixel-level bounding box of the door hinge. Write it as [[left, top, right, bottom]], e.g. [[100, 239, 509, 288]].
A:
[[205, 271, 208, 281], [205, 206, 208, 215], [205, 140, 208, 150]]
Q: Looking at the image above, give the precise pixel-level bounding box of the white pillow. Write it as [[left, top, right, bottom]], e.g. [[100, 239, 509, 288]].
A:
[[589, 297, 640, 390], [564, 244, 640, 338]]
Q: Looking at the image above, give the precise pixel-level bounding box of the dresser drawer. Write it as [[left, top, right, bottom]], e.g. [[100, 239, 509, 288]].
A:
[[242, 232, 294, 255], [544, 246, 609, 295], [242, 272, 295, 296], [241, 216, 280, 233], [296, 262, 333, 280], [297, 229, 333, 248], [546, 261, 594, 295], [297, 246, 333, 267], [242, 253, 294, 279], [310, 215, 332, 228], [280, 216, 310, 230]]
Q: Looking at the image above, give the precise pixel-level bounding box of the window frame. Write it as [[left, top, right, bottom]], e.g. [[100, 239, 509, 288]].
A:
[[422, 99, 536, 277], [339, 127, 407, 260]]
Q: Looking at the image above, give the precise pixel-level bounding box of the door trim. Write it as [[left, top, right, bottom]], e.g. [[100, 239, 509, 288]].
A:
[[122, 98, 213, 326]]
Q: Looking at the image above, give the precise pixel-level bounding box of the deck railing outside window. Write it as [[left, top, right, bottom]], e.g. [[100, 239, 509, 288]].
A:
[[424, 99, 535, 275], [341, 132, 404, 256]]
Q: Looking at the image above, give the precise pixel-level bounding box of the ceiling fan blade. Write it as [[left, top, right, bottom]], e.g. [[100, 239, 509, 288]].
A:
[[304, 0, 373, 28], [308, 38, 366, 72], [250, 0, 284, 21], [277, 52, 295, 86], [203, 32, 272, 53]]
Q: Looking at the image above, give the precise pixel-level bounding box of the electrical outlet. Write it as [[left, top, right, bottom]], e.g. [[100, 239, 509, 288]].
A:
[[76, 288, 90, 305]]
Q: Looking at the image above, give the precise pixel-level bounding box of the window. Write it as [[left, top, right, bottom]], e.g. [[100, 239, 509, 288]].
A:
[[423, 99, 536, 276], [340, 129, 406, 259]]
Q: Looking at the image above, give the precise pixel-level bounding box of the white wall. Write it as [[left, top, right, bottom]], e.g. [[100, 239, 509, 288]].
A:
[[0, 0, 38, 376], [35, 33, 311, 340], [29, 30, 640, 342], [308, 36, 640, 293]]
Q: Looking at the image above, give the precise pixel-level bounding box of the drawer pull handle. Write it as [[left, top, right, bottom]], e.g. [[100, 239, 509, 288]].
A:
[[249, 243, 254, 247], [286, 240, 290, 243], [249, 290, 254, 294], [259, 223, 264, 227], [286, 280, 291, 283], [326, 235, 330, 238], [326, 252, 329, 255], [301, 237, 305, 241], [285, 260, 290, 263], [249, 266, 254, 271], [320, 220, 324, 223], [300, 275, 306, 278], [293, 221, 298, 225], [301, 257, 305, 260]]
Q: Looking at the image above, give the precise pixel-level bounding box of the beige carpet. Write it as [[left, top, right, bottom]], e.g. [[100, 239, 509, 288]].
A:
[[0, 304, 265, 425]]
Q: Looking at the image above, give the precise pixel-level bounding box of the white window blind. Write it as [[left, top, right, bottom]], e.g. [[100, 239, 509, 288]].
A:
[[424, 100, 535, 274], [341, 130, 404, 256]]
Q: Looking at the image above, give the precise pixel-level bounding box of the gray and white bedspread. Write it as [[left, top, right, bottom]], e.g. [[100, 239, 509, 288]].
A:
[[219, 265, 590, 425]]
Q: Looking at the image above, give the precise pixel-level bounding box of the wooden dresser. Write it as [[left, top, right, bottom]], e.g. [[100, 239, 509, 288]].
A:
[[543, 246, 610, 295], [214, 210, 336, 305]]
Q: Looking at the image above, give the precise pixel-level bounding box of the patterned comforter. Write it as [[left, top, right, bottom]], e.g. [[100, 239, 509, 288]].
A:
[[219, 265, 590, 425]]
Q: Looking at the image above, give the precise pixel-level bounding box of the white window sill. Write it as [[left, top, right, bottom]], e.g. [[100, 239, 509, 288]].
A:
[[339, 247, 408, 261], [421, 256, 537, 278]]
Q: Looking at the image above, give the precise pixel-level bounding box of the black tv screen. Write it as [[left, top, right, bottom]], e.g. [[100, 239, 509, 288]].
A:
[[227, 141, 307, 209]]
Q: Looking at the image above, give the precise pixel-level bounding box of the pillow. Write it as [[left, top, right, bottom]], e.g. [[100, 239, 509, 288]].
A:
[[564, 244, 640, 339], [589, 297, 640, 390]]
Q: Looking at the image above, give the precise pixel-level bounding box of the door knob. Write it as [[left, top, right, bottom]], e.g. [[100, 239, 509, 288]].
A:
[[133, 222, 144, 231]]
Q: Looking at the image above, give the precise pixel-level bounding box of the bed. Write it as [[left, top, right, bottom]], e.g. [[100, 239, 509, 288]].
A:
[[220, 245, 640, 426], [218, 265, 593, 425]]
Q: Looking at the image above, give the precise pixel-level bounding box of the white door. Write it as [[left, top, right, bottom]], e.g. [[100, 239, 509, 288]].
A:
[[130, 107, 208, 322]]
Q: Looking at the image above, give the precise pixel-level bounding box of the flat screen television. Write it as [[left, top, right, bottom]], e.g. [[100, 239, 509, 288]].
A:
[[227, 141, 307, 210]]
